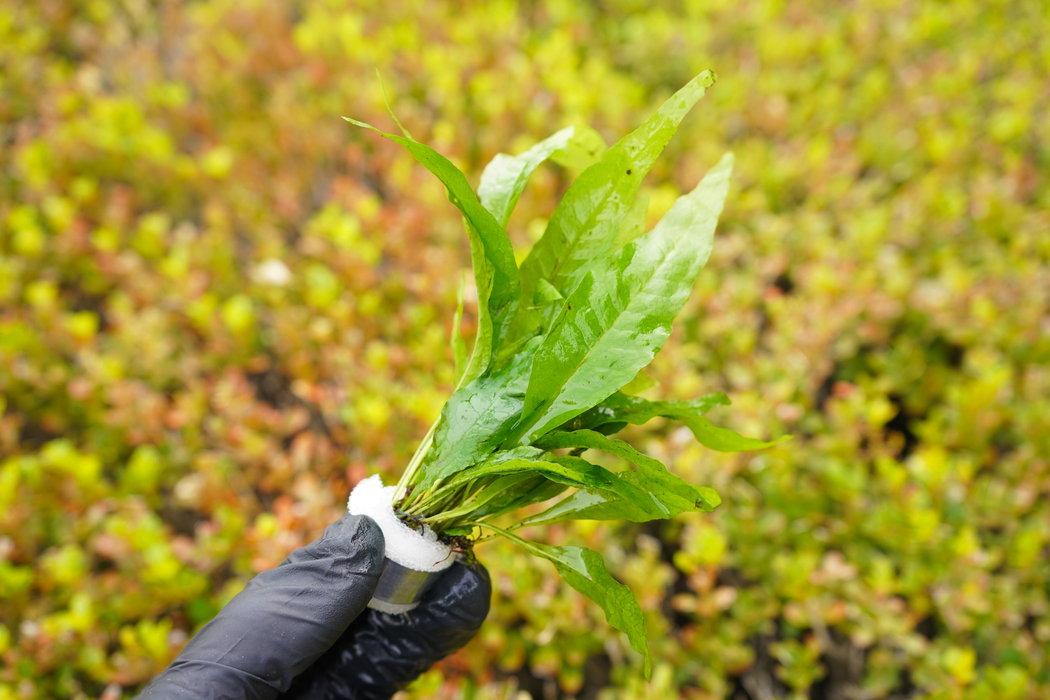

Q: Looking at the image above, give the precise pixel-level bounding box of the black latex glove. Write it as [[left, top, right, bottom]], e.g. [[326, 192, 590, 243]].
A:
[[138, 512, 491, 700]]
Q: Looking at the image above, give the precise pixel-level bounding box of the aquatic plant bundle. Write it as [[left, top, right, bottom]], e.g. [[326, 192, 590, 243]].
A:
[[346, 71, 784, 675]]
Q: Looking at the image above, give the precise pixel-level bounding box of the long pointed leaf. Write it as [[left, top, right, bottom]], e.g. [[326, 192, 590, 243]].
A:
[[533, 429, 718, 517], [482, 124, 602, 348], [467, 474, 569, 520], [483, 525, 652, 679], [535, 428, 669, 474], [479, 125, 606, 229], [462, 223, 498, 383], [682, 416, 791, 452], [520, 471, 722, 526], [424, 472, 538, 523], [517, 70, 716, 309], [568, 392, 787, 452], [536, 430, 682, 503], [419, 337, 540, 489], [508, 153, 734, 445], [567, 392, 730, 432], [345, 118, 520, 369], [441, 450, 663, 516], [452, 273, 468, 385]]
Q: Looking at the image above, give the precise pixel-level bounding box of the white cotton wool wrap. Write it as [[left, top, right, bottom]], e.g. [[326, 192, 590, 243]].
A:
[[347, 475, 454, 573]]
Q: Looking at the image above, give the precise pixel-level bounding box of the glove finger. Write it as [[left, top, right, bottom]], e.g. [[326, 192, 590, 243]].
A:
[[138, 513, 384, 700], [280, 559, 491, 700]]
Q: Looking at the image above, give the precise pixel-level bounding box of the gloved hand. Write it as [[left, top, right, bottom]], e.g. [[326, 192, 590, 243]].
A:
[[137, 512, 491, 700]]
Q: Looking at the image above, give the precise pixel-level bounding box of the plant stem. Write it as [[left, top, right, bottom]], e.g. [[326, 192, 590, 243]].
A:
[[404, 479, 465, 515], [393, 420, 439, 504], [409, 481, 483, 523], [421, 500, 481, 526], [395, 323, 487, 506], [464, 521, 526, 547]]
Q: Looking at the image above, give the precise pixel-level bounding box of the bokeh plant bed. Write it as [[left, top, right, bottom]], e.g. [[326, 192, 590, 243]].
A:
[[1, 1, 1048, 699]]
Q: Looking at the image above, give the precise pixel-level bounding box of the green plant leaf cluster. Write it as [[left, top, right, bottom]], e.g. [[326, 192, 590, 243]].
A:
[[347, 71, 785, 675]]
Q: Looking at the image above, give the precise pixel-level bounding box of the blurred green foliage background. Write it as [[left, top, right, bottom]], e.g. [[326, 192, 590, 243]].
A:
[[1, 0, 1048, 698]]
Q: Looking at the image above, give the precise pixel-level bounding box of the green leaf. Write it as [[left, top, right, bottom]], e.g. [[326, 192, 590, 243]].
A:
[[440, 449, 662, 516], [462, 224, 498, 384], [619, 370, 658, 396], [452, 273, 468, 385], [345, 117, 520, 373], [426, 470, 570, 524], [479, 125, 606, 229], [467, 474, 569, 520], [517, 70, 716, 310], [440, 526, 475, 537], [482, 524, 652, 679], [535, 430, 673, 498], [696, 486, 723, 511], [424, 472, 540, 525], [682, 416, 792, 452], [534, 278, 563, 305], [519, 490, 652, 526], [419, 337, 540, 488], [567, 391, 729, 431], [544, 455, 666, 514], [505, 277, 565, 356], [532, 429, 722, 517], [508, 152, 734, 445], [480, 124, 603, 348], [534, 429, 660, 468], [521, 476, 722, 527], [614, 194, 650, 250], [568, 392, 788, 452], [549, 126, 607, 171]]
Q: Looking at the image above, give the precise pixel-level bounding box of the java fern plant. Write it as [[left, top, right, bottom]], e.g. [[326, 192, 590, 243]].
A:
[[346, 71, 786, 677]]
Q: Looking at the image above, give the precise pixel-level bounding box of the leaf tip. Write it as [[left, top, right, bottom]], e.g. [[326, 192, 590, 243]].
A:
[[695, 486, 722, 512], [343, 116, 376, 131], [713, 151, 735, 176], [697, 68, 718, 89]]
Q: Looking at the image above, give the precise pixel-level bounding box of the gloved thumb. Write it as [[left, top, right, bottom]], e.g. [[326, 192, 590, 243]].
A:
[[138, 512, 384, 700]]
